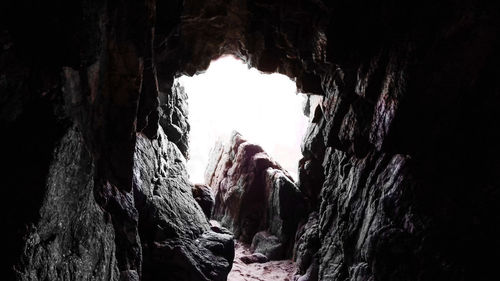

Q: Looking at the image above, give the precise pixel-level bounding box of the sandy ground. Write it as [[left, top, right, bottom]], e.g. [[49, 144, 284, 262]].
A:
[[227, 241, 297, 281]]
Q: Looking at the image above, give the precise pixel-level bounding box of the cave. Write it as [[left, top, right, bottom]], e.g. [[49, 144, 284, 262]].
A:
[[178, 55, 307, 183], [1, 1, 500, 281]]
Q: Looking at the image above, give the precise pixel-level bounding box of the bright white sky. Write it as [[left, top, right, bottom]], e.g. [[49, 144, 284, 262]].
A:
[[176, 55, 309, 183]]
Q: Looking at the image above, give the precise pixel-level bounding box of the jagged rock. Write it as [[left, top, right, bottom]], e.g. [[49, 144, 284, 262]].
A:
[[133, 127, 233, 281], [159, 81, 190, 157], [299, 103, 327, 208], [240, 253, 269, 264], [206, 132, 305, 259], [294, 212, 320, 275], [16, 127, 119, 281], [192, 184, 215, 219], [316, 149, 418, 281]]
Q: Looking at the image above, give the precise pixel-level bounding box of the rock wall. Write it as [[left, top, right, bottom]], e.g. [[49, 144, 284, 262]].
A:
[[159, 82, 190, 158], [134, 127, 233, 281], [292, 1, 500, 280], [16, 127, 119, 281], [2, 0, 500, 281], [1, 0, 227, 280]]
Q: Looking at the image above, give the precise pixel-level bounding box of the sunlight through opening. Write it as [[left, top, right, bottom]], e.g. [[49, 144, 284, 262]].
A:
[[176, 55, 309, 183]]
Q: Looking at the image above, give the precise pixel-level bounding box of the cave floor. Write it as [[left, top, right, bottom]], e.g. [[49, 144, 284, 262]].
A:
[[227, 241, 296, 281]]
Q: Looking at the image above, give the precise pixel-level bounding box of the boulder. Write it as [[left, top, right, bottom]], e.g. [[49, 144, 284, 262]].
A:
[[240, 253, 269, 264], [251, 231, 284, 260]]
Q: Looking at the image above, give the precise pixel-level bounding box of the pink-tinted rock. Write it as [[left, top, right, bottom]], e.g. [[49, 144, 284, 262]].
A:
[[206, 132, 305, 260]]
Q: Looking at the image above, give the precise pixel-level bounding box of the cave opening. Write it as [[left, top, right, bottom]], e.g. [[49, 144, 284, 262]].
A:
[[172, 55, 311, 279], [3, 1, 499, 280], [175, 55, 309, 184]]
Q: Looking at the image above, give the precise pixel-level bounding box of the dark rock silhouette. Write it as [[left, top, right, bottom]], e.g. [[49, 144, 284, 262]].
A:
[[192, 184, 215, 219], [294, 212, 320, 277]]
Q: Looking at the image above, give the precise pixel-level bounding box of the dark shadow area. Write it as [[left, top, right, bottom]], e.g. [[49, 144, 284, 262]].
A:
[[0, 99, 70, 280]]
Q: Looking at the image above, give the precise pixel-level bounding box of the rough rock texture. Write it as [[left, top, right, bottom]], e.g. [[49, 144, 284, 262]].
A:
[[293, 212, 320, 277], [293, 1, 500, 278], [192, 184, 216, 219], [299, 101, 327, 208], [134, 128, 234, 281], [0, 96, 71, 280], [159, 82, 190, 157], [206, 132, 305, 259], [2, 0, 500, 281], [15, 127, 119, 281], [1, 0, 230, 279]]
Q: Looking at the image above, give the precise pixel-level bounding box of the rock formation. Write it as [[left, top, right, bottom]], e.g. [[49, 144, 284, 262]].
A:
[[2, 0, 500, 280], [294, 212, 320, 278], [206, 132, 305, 260], [192, 184, 216, 219], [16, 127, 119, 281], [134, 127, 233, 281], [239, 253, 268, 265]]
